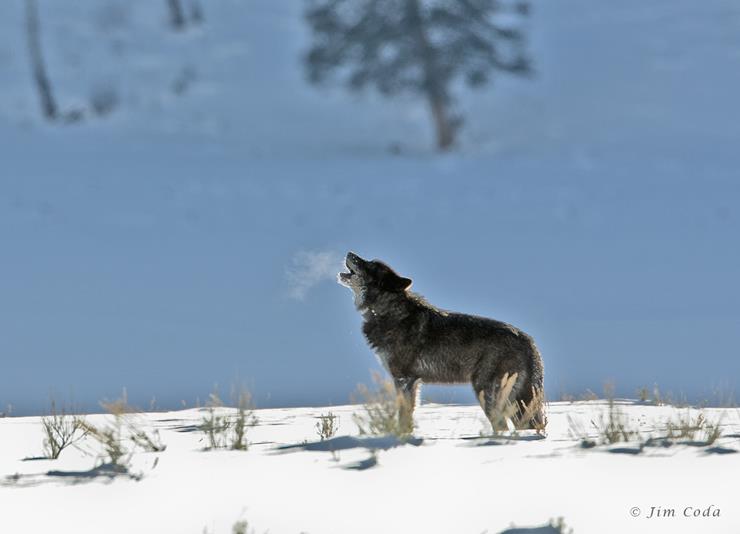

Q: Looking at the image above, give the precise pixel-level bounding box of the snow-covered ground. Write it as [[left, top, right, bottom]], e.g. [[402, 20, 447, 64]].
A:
[[1, 400, 739, 533]]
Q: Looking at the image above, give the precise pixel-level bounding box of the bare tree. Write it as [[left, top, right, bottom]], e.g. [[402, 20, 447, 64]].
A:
[[25, 0, 57, 120], [167, 0, 186, 30], [304, 0, 532, 151], [189, 0, 204, 24]]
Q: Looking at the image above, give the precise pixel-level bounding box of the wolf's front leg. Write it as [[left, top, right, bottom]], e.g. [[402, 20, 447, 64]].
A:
[[394, 376, 419, 435]]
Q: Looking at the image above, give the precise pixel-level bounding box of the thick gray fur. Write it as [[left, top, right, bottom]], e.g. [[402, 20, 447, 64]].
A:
[[339, 251, 545, 429]]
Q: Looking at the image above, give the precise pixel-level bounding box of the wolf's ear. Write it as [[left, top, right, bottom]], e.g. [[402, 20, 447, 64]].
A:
[[392, 276, 413, 291]]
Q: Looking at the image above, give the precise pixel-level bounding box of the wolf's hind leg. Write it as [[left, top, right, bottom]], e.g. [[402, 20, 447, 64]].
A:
[[394, 376, 419, 434], [473, 362, 526, 432]]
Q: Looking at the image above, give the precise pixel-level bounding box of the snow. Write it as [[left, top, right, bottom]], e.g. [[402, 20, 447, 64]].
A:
[[1, 401, 739, 533]]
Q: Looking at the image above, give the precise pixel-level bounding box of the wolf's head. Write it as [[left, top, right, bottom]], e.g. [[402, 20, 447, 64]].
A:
[[338, 251, 412, 310]]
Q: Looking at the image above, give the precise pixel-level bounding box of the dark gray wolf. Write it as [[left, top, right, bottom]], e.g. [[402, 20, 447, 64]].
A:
[[338, 251, 545, 430]]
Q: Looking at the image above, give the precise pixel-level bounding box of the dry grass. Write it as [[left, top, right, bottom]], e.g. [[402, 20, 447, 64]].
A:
[[352, 372, 413, 438], [596, 398, 638, 444], [78, 418, 130, 467], [230, 388, 258, 451], [315, 411, 339, 441], [567, 384, 639, 447], [480, 372, 519, 434], [480, 373, 547, 436], [568, 384, 725, 450], [514, 386, 548, 433], [104, 395, 166, 452], [580, 389, 599, 401], [635, 383, 666, 405], [202, 519, 259, 534], [200, 391, 232, 450], [41, 399, 88, 459], [231, 520, 251, 534], [79, 391, 166, 469], [200, 387, 257, 451], [664, 410, 723, 445]]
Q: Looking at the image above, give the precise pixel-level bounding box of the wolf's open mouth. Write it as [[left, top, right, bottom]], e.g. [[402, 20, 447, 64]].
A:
[[339, 252, 363, 285], [338, 261, 354, 282]]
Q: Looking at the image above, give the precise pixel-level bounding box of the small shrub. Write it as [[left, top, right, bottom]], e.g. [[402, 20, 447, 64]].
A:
[[656, 389, 689, 408], [41, 399, 87, 459], [568, 384, 638, 446], [704, 419, 723, 445], [79, 417, 129, 468], [315, 411, 339, 441], [200, 387, 257, 451], [200, 391, 232, 450], [130, 427, 167, 452], [566, 413, 596, 448], [636, 383, 664, 405], [230, 388, 257, 451], [80, 391, 166, 469], [580, 389, 599, 401], [570, 384, 726, 450], [665, 411, 704, 440], [664, 410, 722, 445], [594, 387, 638, 444], [352, 372, 413, 438], [106, 394, 166, 452], [652, 384, 664, 405], [202, 519, 256, 534]]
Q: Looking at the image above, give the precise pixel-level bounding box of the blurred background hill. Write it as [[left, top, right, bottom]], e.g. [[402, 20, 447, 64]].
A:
[[1, 0, 739, 414]]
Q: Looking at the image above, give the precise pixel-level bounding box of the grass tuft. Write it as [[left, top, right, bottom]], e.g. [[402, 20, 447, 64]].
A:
[[315, 411, 339, 441], [568, 383, 726, 450], [79, 390, 166, 469], [200, 386, 258, 451], [41, 398, 88, 459], [664, 410, 723, 445], [230, 387, 258, 451], [352, 372, 413, 438], [480, 373, 547, 436]]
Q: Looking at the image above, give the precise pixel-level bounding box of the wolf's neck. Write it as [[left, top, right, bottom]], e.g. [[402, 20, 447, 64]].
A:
[[360, 291, 434, 322]]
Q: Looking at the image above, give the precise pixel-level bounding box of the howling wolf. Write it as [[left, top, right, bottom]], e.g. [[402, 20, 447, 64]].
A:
[[338, 251, 545, 430]]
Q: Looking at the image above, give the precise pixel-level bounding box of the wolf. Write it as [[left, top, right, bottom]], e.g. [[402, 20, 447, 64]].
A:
[[338, 251, 545, 431]]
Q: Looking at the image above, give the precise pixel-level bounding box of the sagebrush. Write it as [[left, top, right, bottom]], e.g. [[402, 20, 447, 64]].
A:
[[200, 387, 257, 450], [315, 411, 339, 441], [352, 373, 413, 438], [80, 391, 166, 469], [41, 399, 87, 459]]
